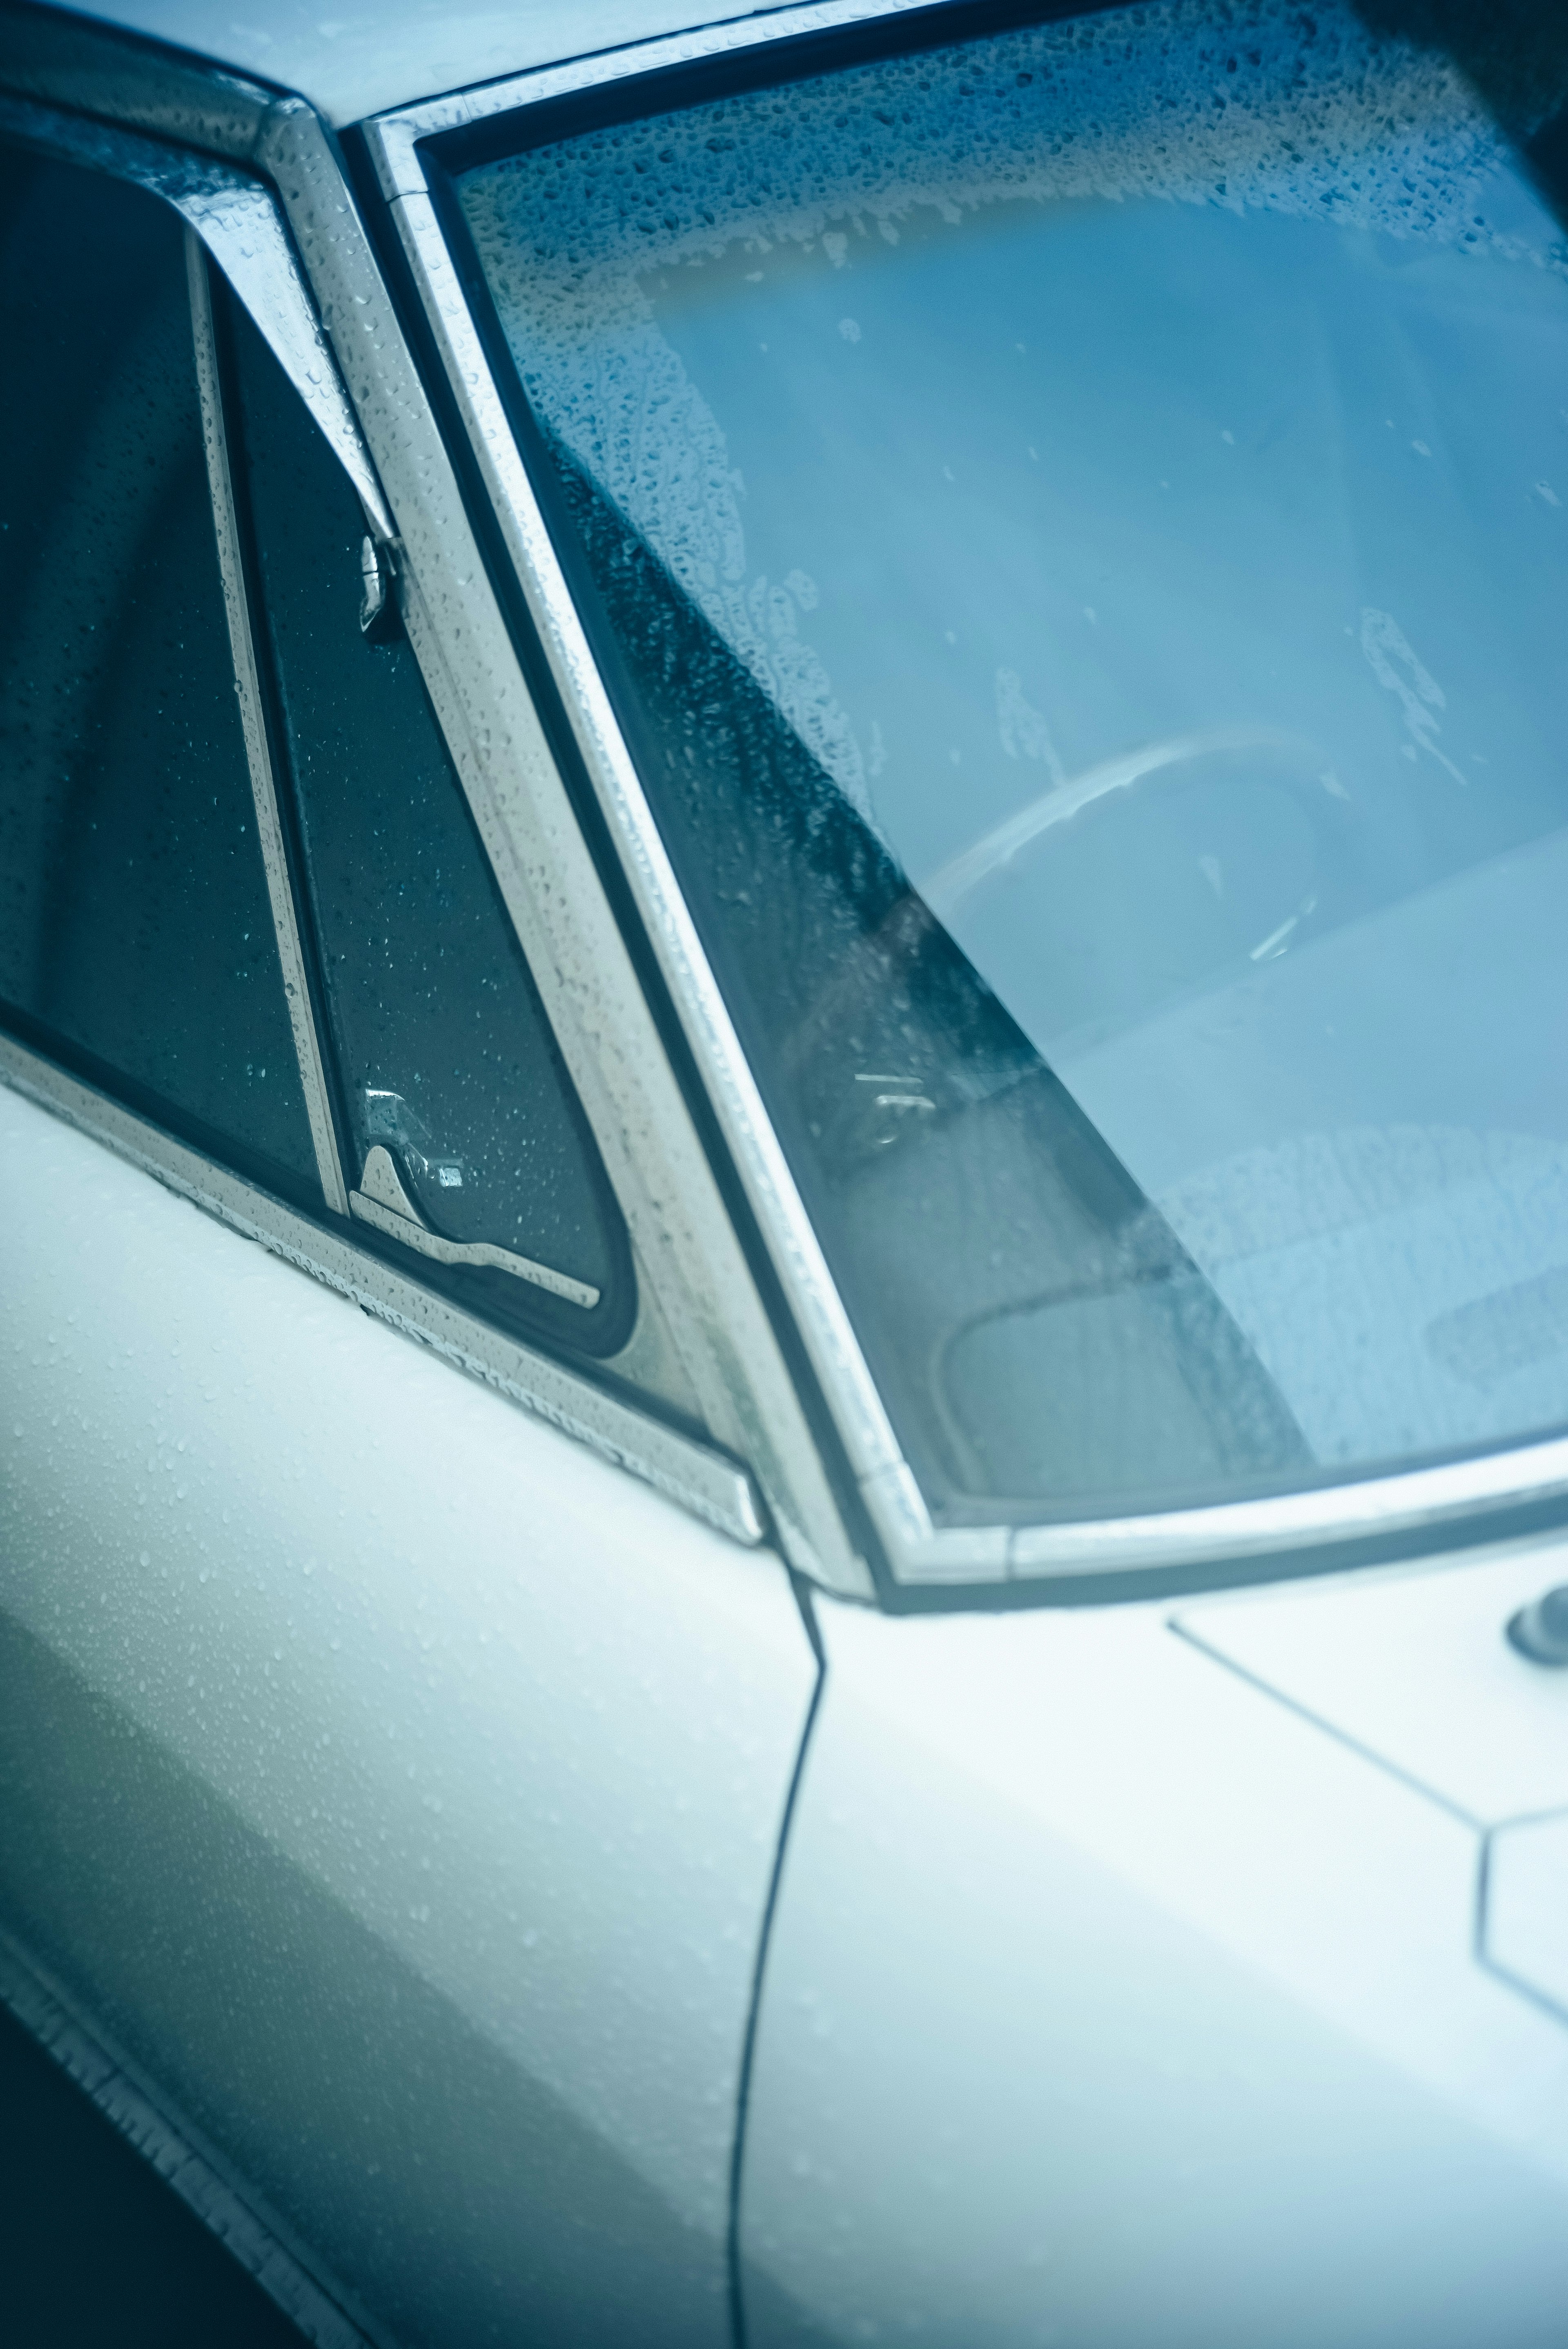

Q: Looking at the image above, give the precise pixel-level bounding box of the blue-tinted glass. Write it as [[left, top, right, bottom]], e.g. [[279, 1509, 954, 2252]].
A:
[[223, 298, 631, 1355], [460, 0, 1568, 1519], [0, 147, 319, 1198]]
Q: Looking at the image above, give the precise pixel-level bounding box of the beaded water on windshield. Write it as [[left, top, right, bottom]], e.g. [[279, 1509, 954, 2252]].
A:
[[458, 0, 1568, 1521]]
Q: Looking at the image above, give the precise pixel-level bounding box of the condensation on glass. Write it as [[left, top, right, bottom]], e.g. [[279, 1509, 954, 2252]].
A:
[[453, 0, 1568, 1525], [0, 144, 319, 1199], [221, 296, 634, 1355]]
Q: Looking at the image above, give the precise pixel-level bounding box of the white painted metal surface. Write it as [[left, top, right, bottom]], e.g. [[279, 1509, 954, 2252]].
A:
[[71, 0, 747, 125], [1488, 1816, 1568, 2023], [0, 1080, 817, 2346], [0, 1033, 762, 1542], [1180, 1539, 1568, 1824], [741, 1580, 1568, 2345]]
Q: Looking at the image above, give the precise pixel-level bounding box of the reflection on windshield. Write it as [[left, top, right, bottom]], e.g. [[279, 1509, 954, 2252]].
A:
[[461, 0, 1568, 1521]]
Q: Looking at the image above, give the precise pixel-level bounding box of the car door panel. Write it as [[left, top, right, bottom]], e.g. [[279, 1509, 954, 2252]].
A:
[[739, 1592, 1568, 2349], [0, 1075, 817, 2346]]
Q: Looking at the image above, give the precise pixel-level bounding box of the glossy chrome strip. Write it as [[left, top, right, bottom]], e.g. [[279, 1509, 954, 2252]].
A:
[[180, 179, 394, 541], [362, 111, 911, 1520], [366, 0, 1568, 1591], [254, 96, 871, 1594], [0, 1032, 766, 1549], [0, 93, 392, 542], [1002, 1441, 1568, 1584], [368, 0, 940, 181], [349, 1157, 603, 1308], [0, 1926, 377, 2349], [368, 21, 953, 1583], [187, 227, 350, 1219]]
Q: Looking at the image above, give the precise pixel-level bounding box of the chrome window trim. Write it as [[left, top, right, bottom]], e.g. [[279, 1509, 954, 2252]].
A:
[[0, 1923, 377, 2349], [249, 88, 873, 1593], [185, 225, 350, 1219], [365, 31, 924, 1576], [347, 1150, 604, 1308], [0, 28, 868, 1591], [0, 91, 392, 542], [0, 1030, 766, 1548], [370, 165, 916, 1517], [366, 0, 941, 183], [363, 0, 1568, 1589]]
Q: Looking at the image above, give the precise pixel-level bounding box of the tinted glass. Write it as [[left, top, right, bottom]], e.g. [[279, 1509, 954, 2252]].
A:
[[0, 147, 318, 1197], [222, 297, 631, 1355], [459, 0, 1568, 1521]]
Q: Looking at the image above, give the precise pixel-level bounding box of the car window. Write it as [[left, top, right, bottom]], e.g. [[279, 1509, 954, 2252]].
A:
[[0, 144, 320, 1199], [221, 293, 634, 1355], [455, 0, 1568, 1524]]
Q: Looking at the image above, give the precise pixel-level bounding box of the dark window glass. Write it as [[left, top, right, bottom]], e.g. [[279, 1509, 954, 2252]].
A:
[[221, 296, 632, 1356], [456, 0, 1568, 1527], [0, 146, 318, 1198]]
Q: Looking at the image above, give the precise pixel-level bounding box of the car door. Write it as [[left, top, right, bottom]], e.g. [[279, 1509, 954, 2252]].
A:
[[0, 115, 818, 2349]]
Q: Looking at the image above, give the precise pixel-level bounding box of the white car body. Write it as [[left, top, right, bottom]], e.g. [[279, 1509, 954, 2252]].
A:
[[2, 2, 1567, 2344]]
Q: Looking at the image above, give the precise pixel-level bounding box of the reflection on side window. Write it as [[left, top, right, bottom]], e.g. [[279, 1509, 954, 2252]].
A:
[[459, 0, 1568, 1522], [0, 146, 319, 1197], [223, 297, 632, 1355]]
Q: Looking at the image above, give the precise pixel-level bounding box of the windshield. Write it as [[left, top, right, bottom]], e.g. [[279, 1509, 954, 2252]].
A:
[[457, 0, 1568, 1527]]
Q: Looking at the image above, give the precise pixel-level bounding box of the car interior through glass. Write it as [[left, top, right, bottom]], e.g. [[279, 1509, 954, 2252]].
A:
[[447, 0, 1568, 1530]]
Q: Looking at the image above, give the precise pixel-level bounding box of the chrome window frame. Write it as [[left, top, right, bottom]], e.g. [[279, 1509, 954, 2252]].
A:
[[362, 0, 1568, 1592], [183, 220, 350, 1219], [0, 33, 855, 1574]]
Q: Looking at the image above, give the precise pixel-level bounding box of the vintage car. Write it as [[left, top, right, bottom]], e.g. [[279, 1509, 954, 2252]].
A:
[[3, 0, 1568, 2339]]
